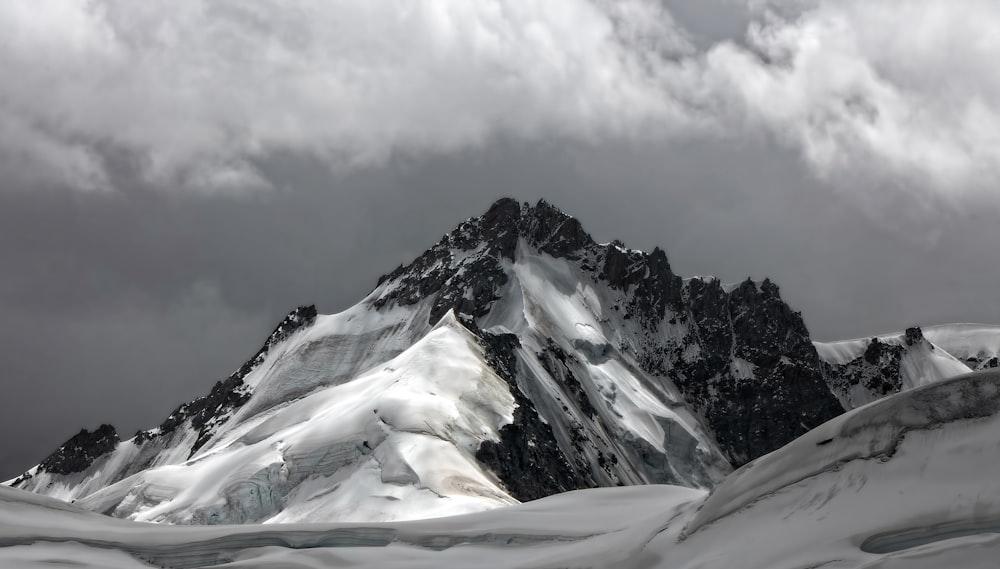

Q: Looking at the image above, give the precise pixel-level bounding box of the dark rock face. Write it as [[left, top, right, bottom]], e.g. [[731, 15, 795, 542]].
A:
[[473, 329, 591, 501], [720, 281, 840, 464], [904, 326, 924, 347], [568, 234, 840, 467], [38, 424, 119, 476], [822, 336, 907, 407], [537, 340, 598, 419], [603, 245, 686, 328], [655, 278, 843, 466]]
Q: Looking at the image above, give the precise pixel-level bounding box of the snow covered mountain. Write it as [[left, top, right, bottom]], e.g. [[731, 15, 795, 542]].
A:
[[6, 198, 848, 524], [815, 326, 977, 409], [4, 369, 1000, 568]]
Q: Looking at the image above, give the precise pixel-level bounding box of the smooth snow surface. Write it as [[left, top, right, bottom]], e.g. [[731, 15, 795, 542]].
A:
[[4, 370, 1000, 568]]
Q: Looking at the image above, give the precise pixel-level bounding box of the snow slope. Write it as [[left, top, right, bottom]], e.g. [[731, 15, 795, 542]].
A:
[[4, 369, 1000, 568], [18, 309, 520, 524]]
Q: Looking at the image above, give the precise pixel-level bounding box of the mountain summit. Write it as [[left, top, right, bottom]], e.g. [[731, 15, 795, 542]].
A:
[[372, 198, 844, 465], [4, 199, 871, 523]]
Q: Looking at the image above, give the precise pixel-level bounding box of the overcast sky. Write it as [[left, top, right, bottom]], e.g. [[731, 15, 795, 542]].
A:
[[2, 0, 1000, 478]]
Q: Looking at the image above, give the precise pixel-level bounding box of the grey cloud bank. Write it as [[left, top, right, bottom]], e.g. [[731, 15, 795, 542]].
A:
[[2, 0, 998, 198]]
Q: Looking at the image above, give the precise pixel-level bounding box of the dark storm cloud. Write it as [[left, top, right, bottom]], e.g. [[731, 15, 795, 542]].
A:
[[2, 0, 1000, 478]]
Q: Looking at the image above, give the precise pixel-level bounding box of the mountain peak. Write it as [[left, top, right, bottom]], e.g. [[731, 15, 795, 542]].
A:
[[368, 199, 842, 466], [465, 197, 595, 260], [372, 198, 600, 324], [11, 197, 859, 525]]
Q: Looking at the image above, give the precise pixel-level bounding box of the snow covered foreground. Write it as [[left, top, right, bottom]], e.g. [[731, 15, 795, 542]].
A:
[[4, 370, 1000, 569]]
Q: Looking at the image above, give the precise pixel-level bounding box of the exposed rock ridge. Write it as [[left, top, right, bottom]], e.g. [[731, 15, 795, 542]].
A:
[[36, 424, 120, 476], [818, 325, 974, 410], [823, 337, 905, 405], [576, 229, 842, 467]]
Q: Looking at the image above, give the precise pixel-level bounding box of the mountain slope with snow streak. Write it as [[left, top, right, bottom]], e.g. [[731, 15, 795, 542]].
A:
[[15, 310, 523, 523], [4, 370, 1000, 568]]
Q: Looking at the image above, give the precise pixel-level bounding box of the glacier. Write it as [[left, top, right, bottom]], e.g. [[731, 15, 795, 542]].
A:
[[3, 369, 1000, 568]]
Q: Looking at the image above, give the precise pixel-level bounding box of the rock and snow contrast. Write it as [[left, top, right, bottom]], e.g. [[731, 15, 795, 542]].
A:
[[3, 198, 1000, 567], [813, 324, 1000, 409], [6, 199, 847, 523], [3, 370, 1000, 568]]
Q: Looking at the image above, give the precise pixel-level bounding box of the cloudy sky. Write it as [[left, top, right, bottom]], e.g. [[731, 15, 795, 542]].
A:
[[2, 0, 999, 478]]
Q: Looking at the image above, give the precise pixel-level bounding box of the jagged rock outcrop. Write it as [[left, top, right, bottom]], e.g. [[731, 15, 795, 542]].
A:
[[38, 425, 119, 476], [816, 325, 972, 409], [671, 278, 843, 465], [822, 337, 905, 404]]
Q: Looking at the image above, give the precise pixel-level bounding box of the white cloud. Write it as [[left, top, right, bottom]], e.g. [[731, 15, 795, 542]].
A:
[[709, 0, 1000, 196], [0, 0, 695, 192], [1, 0, 997, 196]]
